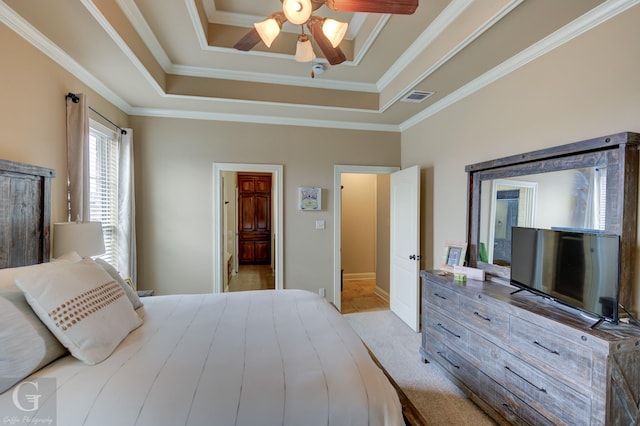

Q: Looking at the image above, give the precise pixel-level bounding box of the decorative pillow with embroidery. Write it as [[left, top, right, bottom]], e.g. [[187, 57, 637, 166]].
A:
[[14, 258, 142, 365], [94, 258, 143, 309]]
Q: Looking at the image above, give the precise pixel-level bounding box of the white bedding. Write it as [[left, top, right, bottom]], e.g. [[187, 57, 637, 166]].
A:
[[0, 290, 403, 425]]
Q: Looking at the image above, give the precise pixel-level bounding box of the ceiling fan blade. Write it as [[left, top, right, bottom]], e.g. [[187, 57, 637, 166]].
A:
[[308, 19, 346, 65], [325, 0, 418, 14], [233, 28, 262, 51]]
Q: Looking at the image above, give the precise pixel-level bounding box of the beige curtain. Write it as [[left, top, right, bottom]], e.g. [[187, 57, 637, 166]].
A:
[[118, 129, 137, 283], [65, 93, 90, 221]]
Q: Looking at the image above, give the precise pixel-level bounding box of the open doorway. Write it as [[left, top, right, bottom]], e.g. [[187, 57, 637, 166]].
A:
[[340, 173, 390, 313], [212, 163, 283, 293], [333, 165, 399, 311]]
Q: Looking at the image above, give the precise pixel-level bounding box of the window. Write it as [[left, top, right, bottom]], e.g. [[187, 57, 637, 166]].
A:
[[88, 120, 119, 266]]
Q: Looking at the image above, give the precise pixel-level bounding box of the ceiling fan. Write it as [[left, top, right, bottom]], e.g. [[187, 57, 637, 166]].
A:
[[233, 0, 419, 66]]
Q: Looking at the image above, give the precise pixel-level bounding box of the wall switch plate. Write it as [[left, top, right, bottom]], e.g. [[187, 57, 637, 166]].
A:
[[315, 220, 325, 230]]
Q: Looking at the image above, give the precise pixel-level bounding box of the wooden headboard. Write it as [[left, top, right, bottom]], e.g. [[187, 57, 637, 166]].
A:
[[0, 159, 56, 269]]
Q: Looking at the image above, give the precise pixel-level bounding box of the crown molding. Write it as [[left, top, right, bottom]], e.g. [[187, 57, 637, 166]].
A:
[[116, 0, 172, 69], [376, 0, 473, 92], [399, 0, 640, 132], [169, 64, 378, 93], [379, 0, 523, 111], [131, 106, 400, 132], [0, 0, 131, 113]]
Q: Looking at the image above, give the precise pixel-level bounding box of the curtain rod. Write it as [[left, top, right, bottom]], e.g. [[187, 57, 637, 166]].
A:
[[65, 92, 127, 135]]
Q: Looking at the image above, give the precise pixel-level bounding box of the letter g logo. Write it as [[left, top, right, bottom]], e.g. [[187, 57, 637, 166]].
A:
[[12, 380, 42, 412]]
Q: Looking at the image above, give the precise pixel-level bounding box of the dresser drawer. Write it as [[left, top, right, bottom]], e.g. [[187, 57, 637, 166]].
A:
[[469, 332, 591, 425], [509, 316, 593, 387], [460, 294, 509, 340], [427, 334, 480, 391], [486, 379, 556, 426], [499, 350, 591, 425], [424, 307, 468, 351], [425, 280, 460, 312]]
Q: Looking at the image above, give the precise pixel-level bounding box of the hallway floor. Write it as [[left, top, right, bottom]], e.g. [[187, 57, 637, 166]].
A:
[[228, 269, 389, 315], [341, 279, 389, 314], [228, 265, 275, 292]]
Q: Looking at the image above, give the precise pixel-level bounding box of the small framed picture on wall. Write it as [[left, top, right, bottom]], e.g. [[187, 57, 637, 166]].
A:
[[298, 187, 322, 211]]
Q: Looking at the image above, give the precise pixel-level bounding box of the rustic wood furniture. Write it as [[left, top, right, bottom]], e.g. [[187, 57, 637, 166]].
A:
[[237, 173, 271, 264], [0, 159, 55, 269], [420, 132, 640, 424], [421, 270, 640, 425]]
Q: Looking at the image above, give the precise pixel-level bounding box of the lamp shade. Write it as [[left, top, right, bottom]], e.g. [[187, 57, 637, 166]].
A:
[[53, 222, 106, 258], [295, 35, 316, 62], [322, 19, 348, 48], [282, 0, 312, 25], [254, 18, 281, 48]]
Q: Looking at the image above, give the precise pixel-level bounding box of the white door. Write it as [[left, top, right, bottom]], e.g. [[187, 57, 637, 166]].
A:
[[390, 166, 421, 331]]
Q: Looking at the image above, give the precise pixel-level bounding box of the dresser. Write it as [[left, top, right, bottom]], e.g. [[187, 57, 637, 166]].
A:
[[420, 270, 640, 425]]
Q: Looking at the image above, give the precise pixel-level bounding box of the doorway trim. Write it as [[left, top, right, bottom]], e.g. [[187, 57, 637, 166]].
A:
[[333, 165, 399, 310], [213, 163, 284, 293]]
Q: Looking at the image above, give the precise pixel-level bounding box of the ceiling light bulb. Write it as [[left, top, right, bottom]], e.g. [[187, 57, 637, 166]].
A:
[[322, 19, 348, 48], [295, 34, 316, 62], [283, 0, 312, 25], [254, 18, 281, 48]]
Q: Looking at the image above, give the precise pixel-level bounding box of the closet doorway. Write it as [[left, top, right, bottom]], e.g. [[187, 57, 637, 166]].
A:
[[333, 165, 399, 312], [212, 163, 283, 294]]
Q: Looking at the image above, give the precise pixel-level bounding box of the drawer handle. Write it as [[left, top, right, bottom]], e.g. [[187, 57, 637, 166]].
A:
[[533, 340, 560, 355], [505, 366, 547, 393], [473, 311, 491, 322], [437, 323, 461, 338], [437, 351, 460, 369], [434, 293, 447, 300]]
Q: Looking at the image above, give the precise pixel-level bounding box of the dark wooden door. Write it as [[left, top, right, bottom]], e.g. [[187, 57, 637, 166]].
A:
[[238, 174, 271, 264]]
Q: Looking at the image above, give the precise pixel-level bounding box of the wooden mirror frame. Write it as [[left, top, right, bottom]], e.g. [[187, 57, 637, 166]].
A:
[[465, 132, 640, 309]]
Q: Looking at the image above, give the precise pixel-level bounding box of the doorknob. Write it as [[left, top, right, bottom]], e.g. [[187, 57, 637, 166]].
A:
[[409, 254, 422, 261]]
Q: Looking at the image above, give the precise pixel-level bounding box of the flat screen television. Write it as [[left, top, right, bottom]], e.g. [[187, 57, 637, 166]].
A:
[[510, 227, 620, 325]]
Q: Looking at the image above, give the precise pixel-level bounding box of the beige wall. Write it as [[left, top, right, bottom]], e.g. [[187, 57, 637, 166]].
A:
[[130, 115, 400, 301], [402, 4, 640, 310], [341, 173, 377, 278], [0, 23, 128, 229]]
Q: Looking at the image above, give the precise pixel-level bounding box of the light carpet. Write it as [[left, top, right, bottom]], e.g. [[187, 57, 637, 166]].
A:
[[345, 310, 496, 426]]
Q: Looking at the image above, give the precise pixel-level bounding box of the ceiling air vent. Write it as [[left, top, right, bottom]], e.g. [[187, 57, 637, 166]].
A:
[[400, 90, 434, 103]]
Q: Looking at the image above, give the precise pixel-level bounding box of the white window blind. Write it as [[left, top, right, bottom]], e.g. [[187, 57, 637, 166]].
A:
[[89, 120, 119, 267]]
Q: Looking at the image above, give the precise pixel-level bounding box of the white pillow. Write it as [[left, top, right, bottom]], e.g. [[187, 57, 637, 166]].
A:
[[0, 285, 67, 393], [94, 258, 143, 309], [0, 257, 77, 289], [14, 259, 142, 365]]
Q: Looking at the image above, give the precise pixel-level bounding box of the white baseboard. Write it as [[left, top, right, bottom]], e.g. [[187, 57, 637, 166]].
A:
[[342, 272, 376, 281], [375, 287, 390, 302]]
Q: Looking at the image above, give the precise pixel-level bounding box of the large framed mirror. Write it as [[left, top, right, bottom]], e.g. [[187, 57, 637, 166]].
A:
[[466, 132, 639, 309]]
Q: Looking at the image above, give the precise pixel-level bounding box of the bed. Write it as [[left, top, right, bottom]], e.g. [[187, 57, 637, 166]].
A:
[[0, 159, 404, 425]]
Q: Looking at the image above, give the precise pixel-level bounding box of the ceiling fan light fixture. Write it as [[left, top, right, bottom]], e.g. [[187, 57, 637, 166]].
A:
[[283, 0, 313, 25], [254, 18, 282, 48], [322, 18, 348, 48], [295, 34, 316, 62]]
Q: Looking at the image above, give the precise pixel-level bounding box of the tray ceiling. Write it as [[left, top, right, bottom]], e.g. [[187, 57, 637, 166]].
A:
[[2, 0, 632, 131]]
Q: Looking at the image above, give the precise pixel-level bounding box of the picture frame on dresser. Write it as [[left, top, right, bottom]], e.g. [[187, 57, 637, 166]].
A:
[[440, 241, 466, 272]]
